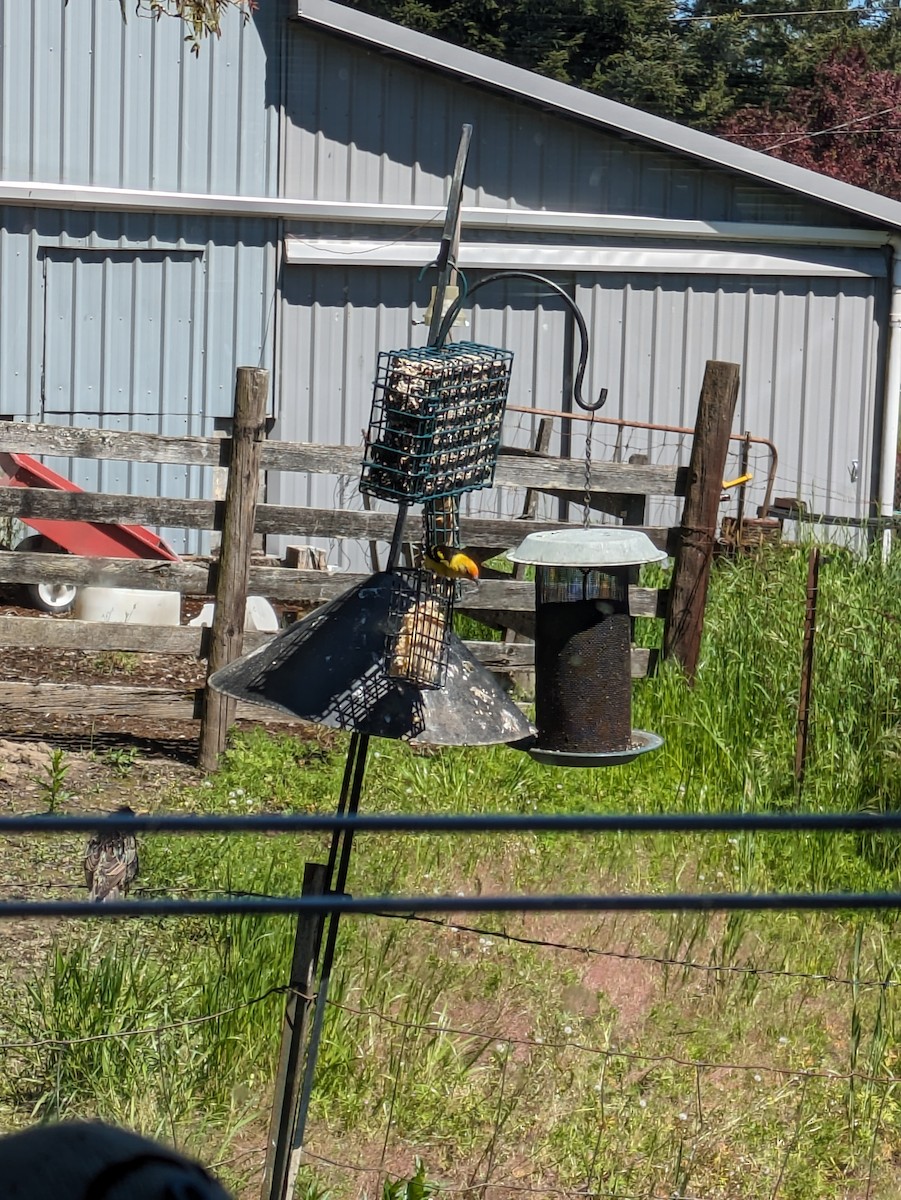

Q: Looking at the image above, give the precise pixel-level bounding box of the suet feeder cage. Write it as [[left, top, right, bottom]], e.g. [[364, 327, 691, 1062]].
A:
[[508, 528, 667, 767], [385, 568, 455, 689], [360, 342, 514, 503]]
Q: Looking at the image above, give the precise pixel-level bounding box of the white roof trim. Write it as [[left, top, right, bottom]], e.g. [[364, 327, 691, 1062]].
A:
[[8, 174, 887, 249], [285, 236, 885, 277], [295, 0, 901, 234]]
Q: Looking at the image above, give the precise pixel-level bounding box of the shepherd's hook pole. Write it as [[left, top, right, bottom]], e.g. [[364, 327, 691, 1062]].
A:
[[282, 126, 474, 1184]]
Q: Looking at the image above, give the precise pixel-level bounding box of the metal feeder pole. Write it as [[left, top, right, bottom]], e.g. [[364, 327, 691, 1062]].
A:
[[278, 125, 474, 1195]]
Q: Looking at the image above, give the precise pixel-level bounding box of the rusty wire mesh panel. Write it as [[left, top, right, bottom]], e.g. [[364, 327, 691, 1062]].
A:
[[360, 343, 514, 503]]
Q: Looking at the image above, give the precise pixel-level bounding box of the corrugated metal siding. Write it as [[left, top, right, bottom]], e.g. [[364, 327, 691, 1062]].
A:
[[268, 266, 573, 566], [0, 3, 280, 554], [0, 0, 279, 195], [274, 24, 889, 570], [576, 273, 882, 531], [284, 28, 869, 229], [2, 6, 887, 569], [271, 262, 883, 568], [0, 208, 276, 554]]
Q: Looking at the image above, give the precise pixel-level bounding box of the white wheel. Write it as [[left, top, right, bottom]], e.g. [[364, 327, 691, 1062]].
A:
[[15, 535, 78, 614]]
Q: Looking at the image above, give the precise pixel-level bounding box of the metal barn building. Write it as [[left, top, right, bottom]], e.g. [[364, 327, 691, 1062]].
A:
[[4, 0, 901, 561]]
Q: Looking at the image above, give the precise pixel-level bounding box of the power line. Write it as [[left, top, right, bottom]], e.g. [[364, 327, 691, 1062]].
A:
[[739, 126, 901, 137], [674, 4, 885, 20], [764, 102, 901, 150]]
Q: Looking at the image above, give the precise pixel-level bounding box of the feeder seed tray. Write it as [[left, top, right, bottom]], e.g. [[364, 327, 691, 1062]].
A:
[[527, 730, 664, 768], [360, 342, 514, 504], [385, 569, 456, 690]]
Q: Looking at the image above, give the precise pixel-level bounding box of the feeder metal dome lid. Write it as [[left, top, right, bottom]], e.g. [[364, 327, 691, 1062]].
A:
[[507, 527, 668, 568]]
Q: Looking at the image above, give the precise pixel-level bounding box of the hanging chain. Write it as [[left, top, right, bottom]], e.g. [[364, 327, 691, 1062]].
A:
[[582, 410, 595, 528]]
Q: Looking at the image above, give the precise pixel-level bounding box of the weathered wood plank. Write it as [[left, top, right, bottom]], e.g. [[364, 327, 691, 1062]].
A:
[[0, 617, 533, 666], [0, 647, 653, 725], [0, 552, 667, 615], [0, 486, 675, 550], [0, 424, 228, 468], [0, 619, 653, 676], [0, 487, 225, 530], [663, 361, 740, 678], [0, 680, 290, 723], [0, 425, 683, 496], [0, 616, 219, 654]]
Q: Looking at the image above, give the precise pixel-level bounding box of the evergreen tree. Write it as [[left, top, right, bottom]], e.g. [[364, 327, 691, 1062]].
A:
[[342, 0, 700, 117]]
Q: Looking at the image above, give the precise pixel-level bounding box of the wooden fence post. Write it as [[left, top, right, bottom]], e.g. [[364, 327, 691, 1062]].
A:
[[663, 360, 740, 680], [198, 366, 269, 770], [261, 862, 328, 1200]]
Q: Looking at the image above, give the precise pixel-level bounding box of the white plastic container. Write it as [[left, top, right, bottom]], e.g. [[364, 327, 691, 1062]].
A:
[[188, 595, 280, 633], [74, 586, 182, 626]]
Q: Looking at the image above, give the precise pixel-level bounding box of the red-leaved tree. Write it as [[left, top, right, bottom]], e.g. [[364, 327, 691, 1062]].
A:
[[718, 49, 901, 200]]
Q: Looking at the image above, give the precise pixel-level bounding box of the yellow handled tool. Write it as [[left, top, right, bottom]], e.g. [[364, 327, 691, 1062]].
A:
[[722, 473, 753, 489]]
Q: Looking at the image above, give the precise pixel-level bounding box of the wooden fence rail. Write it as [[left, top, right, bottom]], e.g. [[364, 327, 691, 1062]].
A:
[[0, 426, 685, 497], [0, 487, 673, 551], [0, 359, 738, 760]]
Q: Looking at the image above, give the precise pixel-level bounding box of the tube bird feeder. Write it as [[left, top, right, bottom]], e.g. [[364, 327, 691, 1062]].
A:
[[508, 528, 667, 767]]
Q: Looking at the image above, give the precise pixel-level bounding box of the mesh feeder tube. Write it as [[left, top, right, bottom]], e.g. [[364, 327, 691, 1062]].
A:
[[508, 529, 667, 767]]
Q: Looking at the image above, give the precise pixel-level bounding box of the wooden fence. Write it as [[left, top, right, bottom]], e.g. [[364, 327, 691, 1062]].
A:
[[0, 361, 738, 761]]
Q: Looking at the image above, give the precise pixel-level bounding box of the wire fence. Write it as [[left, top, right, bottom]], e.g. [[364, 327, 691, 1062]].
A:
[[2, 882, 896, 992], [2, 736, 901, 1199], [3, 893, 895, 1199]]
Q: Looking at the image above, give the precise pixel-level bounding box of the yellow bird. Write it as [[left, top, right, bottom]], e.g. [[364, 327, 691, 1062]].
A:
[[422, 544, 480, 582]]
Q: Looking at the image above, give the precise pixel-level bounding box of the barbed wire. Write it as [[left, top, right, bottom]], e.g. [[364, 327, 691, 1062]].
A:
[[0, 881, 893, 991], [1, 878, 896, 992], [0, 984, 290, 1052], [374, 910, 900, 991]]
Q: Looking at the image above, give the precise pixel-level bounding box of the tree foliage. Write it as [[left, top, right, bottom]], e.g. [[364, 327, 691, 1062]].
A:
[[144, 0, 260, 52], [346, 0, 901, 196], [67, 0, 258, 53], [718, 48, 901, 199], [342, 0, 696, 117]]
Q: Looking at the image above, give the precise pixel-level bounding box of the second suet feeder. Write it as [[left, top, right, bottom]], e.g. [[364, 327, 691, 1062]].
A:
[[508, 528, 666, 767]]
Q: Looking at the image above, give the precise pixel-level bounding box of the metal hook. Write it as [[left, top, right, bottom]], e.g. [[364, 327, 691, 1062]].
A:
[[435, 270, 607, 412]]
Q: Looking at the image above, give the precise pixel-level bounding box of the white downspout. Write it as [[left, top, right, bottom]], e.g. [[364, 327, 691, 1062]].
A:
[[880, 237, 901, 561]]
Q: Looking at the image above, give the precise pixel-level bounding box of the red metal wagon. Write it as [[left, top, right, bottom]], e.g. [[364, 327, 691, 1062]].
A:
[[0, 451, 180, 613]]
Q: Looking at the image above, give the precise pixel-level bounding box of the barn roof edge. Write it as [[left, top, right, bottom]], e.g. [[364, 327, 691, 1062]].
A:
[[293, 0, 901, 234]]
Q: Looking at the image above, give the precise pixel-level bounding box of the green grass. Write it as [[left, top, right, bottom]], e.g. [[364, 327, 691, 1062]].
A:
[[4, 542, 901, 1197]]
